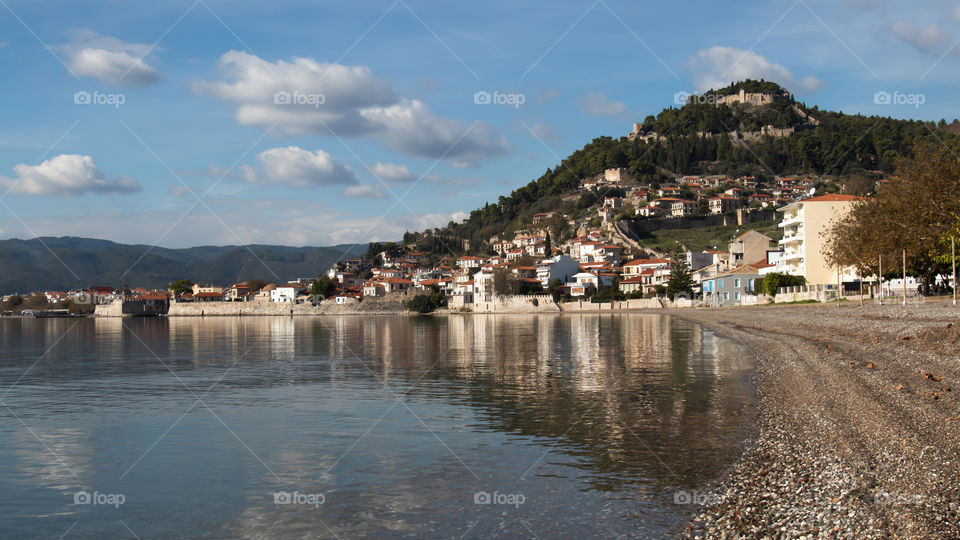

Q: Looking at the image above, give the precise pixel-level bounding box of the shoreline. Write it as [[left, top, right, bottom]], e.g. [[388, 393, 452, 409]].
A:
[[670, 301, 960, 538]]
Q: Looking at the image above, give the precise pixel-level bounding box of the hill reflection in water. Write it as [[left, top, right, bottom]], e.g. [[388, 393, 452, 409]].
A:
[[0, 314, 754, 538]]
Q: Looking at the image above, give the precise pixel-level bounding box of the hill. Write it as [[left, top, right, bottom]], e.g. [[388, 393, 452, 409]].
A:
[[0, 237, 365, 294], [630, 219, 781, 254], [444, 79, 960, 252]]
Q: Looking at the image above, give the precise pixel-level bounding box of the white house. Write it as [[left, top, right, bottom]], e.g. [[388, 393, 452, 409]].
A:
[[271, 285, 303, 303], [536, 255, 580, 287], [566, 271, 614, 297], [473, 271, 495, 303], [457, 256, 485, 269]]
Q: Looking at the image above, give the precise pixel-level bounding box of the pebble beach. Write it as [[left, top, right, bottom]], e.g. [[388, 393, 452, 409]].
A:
[[674, 299, 960, 539]]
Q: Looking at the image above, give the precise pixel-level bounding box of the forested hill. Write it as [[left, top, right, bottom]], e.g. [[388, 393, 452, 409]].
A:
[[0, 237, 365, 294], [446, 79, 960, 252]]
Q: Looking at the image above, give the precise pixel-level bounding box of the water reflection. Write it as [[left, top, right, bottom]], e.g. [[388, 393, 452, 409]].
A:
[[0, 314, 754, 538]]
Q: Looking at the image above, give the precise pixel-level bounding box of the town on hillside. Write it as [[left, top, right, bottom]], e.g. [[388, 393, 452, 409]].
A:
[[1, 167, 912, 315]]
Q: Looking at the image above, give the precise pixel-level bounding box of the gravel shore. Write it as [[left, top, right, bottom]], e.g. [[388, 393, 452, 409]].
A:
[[672, 299, 960, 539]]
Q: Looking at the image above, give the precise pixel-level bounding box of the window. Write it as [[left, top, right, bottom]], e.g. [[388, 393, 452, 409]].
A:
[[723, 292, 729, 300], [748, 278, 755, 291], [735, 292, 741, 300], [718, 278, 724, 287], [734, 278, 741, 288]]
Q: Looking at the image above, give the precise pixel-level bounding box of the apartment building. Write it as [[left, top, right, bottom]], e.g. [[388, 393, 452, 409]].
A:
[[776, 194, 859, 285]]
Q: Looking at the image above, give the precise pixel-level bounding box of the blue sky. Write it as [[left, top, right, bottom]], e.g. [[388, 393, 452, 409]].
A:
[[0, 0, 958, 247]]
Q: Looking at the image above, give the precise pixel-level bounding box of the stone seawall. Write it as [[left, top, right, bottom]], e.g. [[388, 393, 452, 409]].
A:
[[96, 298, 408, 317], [461, 294, 560, 314], [559, 298, 659, 312], [94, 302, 123, 317], [557, 297, 694, 312], [167, 299, 407, 316]]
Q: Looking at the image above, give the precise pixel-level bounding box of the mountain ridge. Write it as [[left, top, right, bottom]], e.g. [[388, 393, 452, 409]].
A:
[[0, 236, 366, 294]]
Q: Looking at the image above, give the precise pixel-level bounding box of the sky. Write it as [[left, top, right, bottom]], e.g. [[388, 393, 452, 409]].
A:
[[0, 0, 958, 248]]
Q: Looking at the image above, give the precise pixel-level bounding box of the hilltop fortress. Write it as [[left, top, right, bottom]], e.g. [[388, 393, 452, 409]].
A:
[[716, 89, 777, 106], [629, 89, 818, 144]]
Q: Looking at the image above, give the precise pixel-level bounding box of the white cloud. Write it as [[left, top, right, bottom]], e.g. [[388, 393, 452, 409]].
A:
[[891, 20, 953, 56], [193, 51, 510, 165], [360, 98, 510, 168], [60, 29, 160, 87], [239, 146, 356, 188], [371, 162, 415, 183], [168, 185, 193, 197], [579, 93, 629, 116], [689, 47, 824, 94], [192, 50, 393, 136], [426, 211, 468, 225], [0, 154, 140, 196], [402, 211, 469, 233], [527, 121, 562, 145], [341, 184, 386, 198]]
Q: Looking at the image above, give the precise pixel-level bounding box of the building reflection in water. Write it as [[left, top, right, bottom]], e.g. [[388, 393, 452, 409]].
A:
[[3, 314, 753, 495]]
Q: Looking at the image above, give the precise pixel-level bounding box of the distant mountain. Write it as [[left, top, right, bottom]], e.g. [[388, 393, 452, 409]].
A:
[[0, 237, 367, 294]]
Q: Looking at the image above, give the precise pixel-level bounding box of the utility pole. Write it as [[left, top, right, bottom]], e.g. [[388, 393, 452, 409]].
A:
[[953, 236, 957, 306], [859, 272, 864, 308], [879, 254, 883, 305], [902, 249, 907, 307]]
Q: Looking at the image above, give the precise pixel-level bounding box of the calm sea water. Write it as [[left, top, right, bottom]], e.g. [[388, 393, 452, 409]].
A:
[[0, 314, 754, 539]]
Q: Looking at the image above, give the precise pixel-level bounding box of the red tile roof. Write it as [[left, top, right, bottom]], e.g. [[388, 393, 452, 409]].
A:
[[135, 293, 170, 301]]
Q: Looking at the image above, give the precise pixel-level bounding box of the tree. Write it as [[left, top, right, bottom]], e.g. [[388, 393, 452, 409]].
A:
[[247, 278, 267, 292], [842, 174, 875, 196], [0, 295, 23, 312], [755, 273, 805, 296], [23, 294, 49, 310], [665, 253, 694, 299], [493, 268, 512, 295], [824, 144, 960, 294], [407, 294, 442, 314], [544, 215, 567, 244], [170, 279, 193, 298], [544, 232, 552, 256], [311, 276, 337, 299]]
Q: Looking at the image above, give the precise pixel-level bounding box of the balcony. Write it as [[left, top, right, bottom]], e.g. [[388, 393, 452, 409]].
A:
[[779, 234, 804, 245], [779, 211, 803, 228]]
